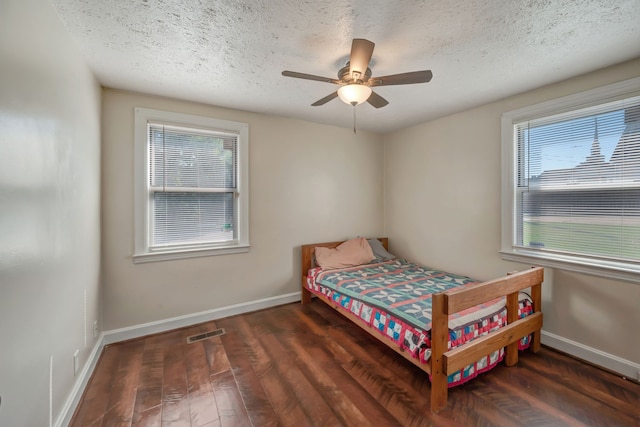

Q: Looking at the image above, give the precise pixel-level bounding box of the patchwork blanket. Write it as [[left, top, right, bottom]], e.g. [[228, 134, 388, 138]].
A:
[[307, 259, 533, 387], [312, 259, 483, 330]]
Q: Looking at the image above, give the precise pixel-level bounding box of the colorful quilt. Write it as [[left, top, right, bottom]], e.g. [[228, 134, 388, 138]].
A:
[[306, 259, 533, 387]]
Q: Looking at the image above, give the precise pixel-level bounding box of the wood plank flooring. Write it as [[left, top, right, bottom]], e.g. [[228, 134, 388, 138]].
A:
[[71, 302, 640, 426]]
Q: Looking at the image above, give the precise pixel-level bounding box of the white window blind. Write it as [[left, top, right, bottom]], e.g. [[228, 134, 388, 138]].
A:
[[514, 97, 640, 263], [134, 107, 249, 263], [148, 123, 238, 248]]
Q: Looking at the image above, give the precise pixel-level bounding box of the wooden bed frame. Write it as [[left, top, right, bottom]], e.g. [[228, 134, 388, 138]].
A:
[[301, 238, 544, 413]]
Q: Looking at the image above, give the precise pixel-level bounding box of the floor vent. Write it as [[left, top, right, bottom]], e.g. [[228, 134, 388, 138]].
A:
[[186, 328, 226, 344]]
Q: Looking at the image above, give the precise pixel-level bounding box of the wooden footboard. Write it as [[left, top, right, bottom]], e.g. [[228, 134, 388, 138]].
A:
[[300, 239, 543, 413], [430, 266, 543, 412]]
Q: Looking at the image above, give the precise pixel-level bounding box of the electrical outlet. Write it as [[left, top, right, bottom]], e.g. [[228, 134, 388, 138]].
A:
[[93, 320, 98, 338], [73, 350, 79, 376]]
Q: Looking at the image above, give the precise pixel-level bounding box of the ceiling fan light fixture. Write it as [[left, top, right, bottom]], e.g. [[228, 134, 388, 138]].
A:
[[282, 38, 431, 109], [337, 84, 372, 105]]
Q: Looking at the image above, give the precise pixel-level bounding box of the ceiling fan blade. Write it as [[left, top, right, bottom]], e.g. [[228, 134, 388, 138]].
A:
[[369, 70, 433, 86], [367, 91, 389, 108], [311, 91, 339, 106], [349, 39, 375, 79], [282, 71, 340, 84]]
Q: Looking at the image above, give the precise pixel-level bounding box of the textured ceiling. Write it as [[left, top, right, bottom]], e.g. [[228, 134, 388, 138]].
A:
[[50, 0, 640, 133]]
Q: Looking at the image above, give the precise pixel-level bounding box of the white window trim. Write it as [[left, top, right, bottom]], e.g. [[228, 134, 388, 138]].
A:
[[501, 77, 640, 284], [133, 107, 249, 263]]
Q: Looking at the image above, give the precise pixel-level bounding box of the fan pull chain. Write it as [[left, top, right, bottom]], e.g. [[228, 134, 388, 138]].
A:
[[352, 102, 357, 134]]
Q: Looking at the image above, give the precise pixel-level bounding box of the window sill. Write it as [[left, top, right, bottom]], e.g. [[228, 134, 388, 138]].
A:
[[499, 249, 640, 284], [133, 244, 250, 264]]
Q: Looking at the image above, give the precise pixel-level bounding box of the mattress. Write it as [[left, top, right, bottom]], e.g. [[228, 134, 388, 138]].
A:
[[306, 258, 533, 387]]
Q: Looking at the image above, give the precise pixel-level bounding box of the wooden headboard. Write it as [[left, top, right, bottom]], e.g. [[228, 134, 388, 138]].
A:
[[300, 237, 389, 276], [300, 237, 388, 304]]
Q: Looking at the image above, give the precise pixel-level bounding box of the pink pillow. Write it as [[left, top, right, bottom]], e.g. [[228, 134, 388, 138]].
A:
[[315, 237, 375, 270]]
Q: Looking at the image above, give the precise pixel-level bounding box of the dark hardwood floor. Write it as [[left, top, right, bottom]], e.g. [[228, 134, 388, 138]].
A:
[[71, 301, 639, 426]]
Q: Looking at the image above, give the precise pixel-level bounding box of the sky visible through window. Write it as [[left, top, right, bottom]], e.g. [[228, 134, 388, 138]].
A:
[[526, 110, 625, 176]]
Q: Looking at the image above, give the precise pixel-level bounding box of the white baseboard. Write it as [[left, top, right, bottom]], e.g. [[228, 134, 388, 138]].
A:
[[541, 330, 640, 381], [54, 333, 105, 427], [103, 291, 302, 345]]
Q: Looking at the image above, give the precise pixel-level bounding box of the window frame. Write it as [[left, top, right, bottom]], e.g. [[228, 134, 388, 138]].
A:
[[500, 77, 640, 283], [133, 107, 249, 263]]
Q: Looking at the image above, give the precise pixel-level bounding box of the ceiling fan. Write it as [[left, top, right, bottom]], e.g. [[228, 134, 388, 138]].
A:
[[282, 38, 433, 108]]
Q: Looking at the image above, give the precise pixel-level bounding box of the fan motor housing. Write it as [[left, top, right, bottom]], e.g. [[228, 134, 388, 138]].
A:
[[339, 63, 372, 83]]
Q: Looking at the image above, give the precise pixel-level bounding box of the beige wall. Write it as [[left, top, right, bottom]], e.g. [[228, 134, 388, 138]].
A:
[[101, 89, 384, 329], [384, 58, 640, 364], [0, 0, 102, 425]]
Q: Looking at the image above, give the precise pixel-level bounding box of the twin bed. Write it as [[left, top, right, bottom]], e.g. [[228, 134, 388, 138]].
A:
[[301, 237, 544, 412]]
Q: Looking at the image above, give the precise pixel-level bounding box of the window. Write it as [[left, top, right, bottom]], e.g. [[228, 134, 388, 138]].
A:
[[134, 108, 249, 263], [501, 78, 640, 283]]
